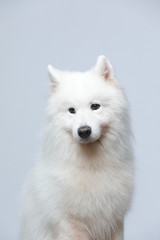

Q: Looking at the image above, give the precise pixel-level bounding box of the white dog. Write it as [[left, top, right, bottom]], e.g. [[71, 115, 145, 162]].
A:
[[20, 56, 134, 240]]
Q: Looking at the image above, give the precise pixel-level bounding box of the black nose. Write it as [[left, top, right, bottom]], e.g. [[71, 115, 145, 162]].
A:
[[78, 126, 91, 139]]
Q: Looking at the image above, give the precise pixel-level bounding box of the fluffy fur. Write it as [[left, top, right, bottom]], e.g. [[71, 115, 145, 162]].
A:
[[20, 56, 134, 240]]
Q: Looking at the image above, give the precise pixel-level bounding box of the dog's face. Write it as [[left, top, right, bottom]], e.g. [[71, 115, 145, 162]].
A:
[[47, 56, 128, 145]]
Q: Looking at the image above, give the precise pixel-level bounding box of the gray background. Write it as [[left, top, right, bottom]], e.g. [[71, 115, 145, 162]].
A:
[[0, 0, 160, 239]]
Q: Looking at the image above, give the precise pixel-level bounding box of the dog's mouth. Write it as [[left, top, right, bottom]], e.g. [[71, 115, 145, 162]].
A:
[[77, 135, 100, 144], [78, 138, 93, 144]]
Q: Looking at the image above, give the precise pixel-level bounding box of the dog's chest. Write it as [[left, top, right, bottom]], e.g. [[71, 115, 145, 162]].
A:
[[61, 167, 121, 221]]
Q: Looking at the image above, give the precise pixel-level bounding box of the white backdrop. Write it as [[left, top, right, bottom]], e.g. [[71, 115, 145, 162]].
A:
[[0, 0, 160, 239]]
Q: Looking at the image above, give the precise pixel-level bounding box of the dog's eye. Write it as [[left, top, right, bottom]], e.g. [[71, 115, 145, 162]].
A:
[[91, 103, 100, 110], [69, 107, 76, 114]]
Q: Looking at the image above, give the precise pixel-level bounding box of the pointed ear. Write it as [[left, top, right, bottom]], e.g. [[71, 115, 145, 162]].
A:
[[94, 55, 114, 80], [47, 64, 59, 87]]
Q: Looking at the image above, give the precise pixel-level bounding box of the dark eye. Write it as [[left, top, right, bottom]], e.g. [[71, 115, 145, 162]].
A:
[[69, 107, 76, 114], [91, 103, 100, 110]]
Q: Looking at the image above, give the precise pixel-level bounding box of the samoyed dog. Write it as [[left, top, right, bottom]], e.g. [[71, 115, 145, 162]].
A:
[[20, 56, 134, 240]]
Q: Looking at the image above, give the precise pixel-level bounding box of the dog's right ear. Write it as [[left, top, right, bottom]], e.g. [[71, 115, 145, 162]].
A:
[[47, 65, 59, 87]]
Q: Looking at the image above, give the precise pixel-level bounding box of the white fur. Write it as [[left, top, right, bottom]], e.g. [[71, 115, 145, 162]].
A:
[[20, 56, 134, 240]]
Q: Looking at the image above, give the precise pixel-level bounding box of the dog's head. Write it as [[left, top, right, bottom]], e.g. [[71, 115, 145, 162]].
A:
[[46, 56, 128, 145]]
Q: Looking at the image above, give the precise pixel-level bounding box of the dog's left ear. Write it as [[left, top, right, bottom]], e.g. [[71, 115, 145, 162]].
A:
[[94, 55, 114, 80]]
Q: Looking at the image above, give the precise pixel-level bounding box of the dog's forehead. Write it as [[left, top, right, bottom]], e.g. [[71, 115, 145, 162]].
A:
[[59, 71, 107, 94], [52, 70, 119, 106], [61, 71, 92, 84], [60, 80, 105, 103]]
